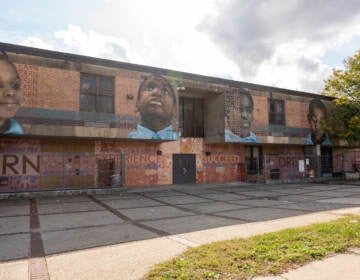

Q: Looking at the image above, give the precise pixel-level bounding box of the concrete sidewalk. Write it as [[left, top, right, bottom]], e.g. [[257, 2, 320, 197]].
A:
[[255, 248, 360, 280], [1, 206, 359, 280]]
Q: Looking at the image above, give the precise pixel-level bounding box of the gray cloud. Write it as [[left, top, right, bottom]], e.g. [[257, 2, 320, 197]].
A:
[[296, 57, 320, 72], [199, 0, 360, 78], [108, 42, 128, 61]]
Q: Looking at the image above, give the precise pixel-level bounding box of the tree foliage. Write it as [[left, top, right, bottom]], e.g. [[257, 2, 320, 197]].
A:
[[322, 49, 360, 146]]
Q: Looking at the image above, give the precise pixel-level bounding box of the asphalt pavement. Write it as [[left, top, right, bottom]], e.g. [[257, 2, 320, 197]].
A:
[[1, 181, 360, 279]]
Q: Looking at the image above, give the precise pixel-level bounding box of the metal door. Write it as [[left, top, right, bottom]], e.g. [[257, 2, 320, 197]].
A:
[[173, 154, 196, 184]]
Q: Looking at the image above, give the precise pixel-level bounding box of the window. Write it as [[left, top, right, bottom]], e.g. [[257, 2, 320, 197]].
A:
[[268, 99, 285, 125], [245, 146, 263, 174], [80, 73, 114, 113], [179, 97, 204, 137]]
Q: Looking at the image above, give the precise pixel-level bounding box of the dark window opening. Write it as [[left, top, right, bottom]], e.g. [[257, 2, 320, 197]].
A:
[[80, 73, 114, 113], [245, 146, 263, 174], [179, 97, 204, 137], [268, 99, 285, 125], [321, 147, 333, 174]]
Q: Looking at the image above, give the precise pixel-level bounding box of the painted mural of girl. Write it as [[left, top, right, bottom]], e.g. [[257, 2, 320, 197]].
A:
[[0, 50, 24, 134]]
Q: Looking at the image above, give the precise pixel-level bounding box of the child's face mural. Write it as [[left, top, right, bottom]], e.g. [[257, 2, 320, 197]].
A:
[[226, 93, 254, 138], [136, 76, 176, 121], [308, 106, 326, 142], [238, 93, 253, 137], [0, 59, 23, 120]]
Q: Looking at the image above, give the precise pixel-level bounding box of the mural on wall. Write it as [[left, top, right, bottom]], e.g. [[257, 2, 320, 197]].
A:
[[128, 74, 179, 140], [225, 90, 261, 143], [0, 50, 24, 134], [305, 99, 331, 145], [95, 141, 165, 186], [264, 147, 306, 180], [0, 48, 336, 147], [0, 58, 180, 140], [178, 138, 246, 183], [0, 140, 40, 191], [0, 139, 98, 191], [203, 146, 246, 183]]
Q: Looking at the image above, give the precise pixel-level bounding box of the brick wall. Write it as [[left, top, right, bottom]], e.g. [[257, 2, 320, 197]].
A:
[[17, 63, 79, 110], [115, 76, 139, 115], [252, 95, 269, 130], [285, 100, 309, 127], [38, 67, 79, 110]]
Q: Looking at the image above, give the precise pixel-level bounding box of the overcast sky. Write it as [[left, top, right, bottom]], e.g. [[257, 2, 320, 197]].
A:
[[1, 0, 360, 93]]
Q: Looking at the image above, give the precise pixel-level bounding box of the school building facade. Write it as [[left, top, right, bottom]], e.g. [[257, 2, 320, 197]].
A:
[[0, 42, 359, 193]]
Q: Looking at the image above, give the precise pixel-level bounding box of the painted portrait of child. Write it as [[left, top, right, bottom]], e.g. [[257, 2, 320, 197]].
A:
[[0, 50, 23, 134]]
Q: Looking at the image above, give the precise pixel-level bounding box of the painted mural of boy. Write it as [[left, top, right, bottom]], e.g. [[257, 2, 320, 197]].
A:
[[128, 74, 179, 140], [0, 50, 24, 134], [225, 90, 261, 143], [305, 99, 330, 145]]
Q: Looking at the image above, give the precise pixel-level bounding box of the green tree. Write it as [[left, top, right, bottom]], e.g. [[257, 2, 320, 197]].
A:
[[322, 49, 360, 146]]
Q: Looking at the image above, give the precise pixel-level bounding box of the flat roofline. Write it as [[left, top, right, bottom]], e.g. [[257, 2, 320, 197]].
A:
[[0, 41, 333, 101]]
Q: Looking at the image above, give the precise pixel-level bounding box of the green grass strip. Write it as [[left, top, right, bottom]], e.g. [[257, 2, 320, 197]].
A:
[[146, 215, 360, 280]]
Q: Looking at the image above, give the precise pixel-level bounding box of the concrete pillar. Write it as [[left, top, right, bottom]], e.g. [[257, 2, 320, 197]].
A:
[[315, 144, 322, 177]]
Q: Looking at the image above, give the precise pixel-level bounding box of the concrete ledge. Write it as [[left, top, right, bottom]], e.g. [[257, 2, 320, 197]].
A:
[[265, 177, 345, 184], [0, 186, 126, 200], [345, 172, 360, 180]]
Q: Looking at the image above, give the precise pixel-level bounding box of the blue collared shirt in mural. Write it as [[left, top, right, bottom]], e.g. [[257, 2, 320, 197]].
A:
[[225, 129, 262, 143], [3, 118, 24, 135], [305, 132, 331, 145], [128, 124, 179, 140]]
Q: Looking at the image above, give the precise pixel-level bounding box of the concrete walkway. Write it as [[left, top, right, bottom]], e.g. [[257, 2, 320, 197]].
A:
[[1, 181, 360, 279], [255, 248, 360, 280]]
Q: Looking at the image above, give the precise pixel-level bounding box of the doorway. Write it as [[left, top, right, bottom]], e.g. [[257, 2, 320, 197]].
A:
[[321, 147, 333, 175], [173, 154, 196, 184]]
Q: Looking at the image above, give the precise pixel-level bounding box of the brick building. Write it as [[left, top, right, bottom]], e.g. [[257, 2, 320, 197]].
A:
[[0, 42, 359, 193]]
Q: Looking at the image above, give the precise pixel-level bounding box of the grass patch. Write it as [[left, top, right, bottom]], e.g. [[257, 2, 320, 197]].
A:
[[146, 215, 360, 280]]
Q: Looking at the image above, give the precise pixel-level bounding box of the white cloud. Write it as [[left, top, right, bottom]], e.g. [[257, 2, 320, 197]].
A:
[[200, 0, 360, 92], [251, 39, 333, 92], [48, 2, 238, 81], [20, 25, 143, 64], [21, 37, 55, 50], [168, 31, 240, 80], [54, 25, 131, 62]]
